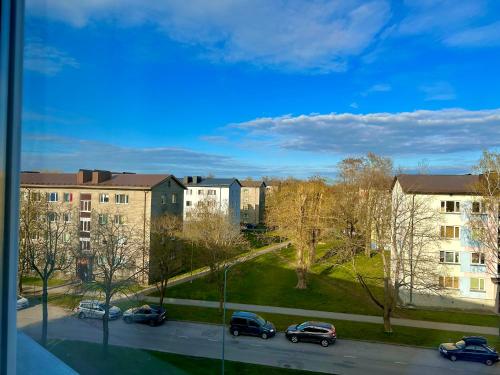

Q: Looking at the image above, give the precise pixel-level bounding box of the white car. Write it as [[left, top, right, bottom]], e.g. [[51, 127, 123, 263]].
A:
[[17, 295, 29, 310], [75, 300, 122, 320]]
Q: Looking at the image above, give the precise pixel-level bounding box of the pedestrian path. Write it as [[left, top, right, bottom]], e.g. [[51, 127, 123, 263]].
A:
[[144, 296, 499, 336]]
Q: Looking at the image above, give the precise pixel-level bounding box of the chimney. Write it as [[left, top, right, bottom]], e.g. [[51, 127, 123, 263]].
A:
[[183, 176, 193, 185], [77, 169, 92, 184], [92, 170, 112, 184], [195, 176, 203, 183]]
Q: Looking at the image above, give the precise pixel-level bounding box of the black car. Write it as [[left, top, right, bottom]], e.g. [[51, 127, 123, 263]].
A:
[[439, 336, 499, 366], [229, 311, 276, 339], [123, 305, 166, 326], [285, 321, 336, 347]]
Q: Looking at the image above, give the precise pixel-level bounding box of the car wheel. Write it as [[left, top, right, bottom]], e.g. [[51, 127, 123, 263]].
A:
[[261, 332, 268, 340], [232, 330, 239, 336], [78, 312, 85, 319], [450, 355, 457, 362], [321, 339, 329, 347], [485, 359, 493, 366], [149, 320, 156, 327], [124, 317, 133, 324], [290, 335, 298, 343]]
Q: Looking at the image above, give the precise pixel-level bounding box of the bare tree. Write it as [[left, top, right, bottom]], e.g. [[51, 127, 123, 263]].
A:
[[183, 200, 247, 311], [21, 191, 78, 346], [150, 214, 184, 307], [87, 208, 143, 355], [467, 150, 500, 316], [266, 177, 331, 289]]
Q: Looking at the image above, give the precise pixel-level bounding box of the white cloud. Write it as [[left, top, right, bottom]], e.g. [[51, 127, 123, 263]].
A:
[[26, 0, 391, 73], [444, 21, 500, 47], [420, 82, 456, 101], [24, 41, 79, 76], [231, 108, 500, 155], [361, 83, 392, 96]]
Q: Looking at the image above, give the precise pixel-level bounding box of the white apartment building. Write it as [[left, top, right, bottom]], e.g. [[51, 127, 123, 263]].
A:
[[182, 176, 241, 224], [393, 174, 499, 312]]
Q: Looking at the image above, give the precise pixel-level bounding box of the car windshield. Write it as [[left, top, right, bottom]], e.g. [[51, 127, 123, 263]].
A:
[[455, 340, 466, 349], [255, 316, 266, 326], [297, 322, 309, 330], [98, 303, 106, 310]]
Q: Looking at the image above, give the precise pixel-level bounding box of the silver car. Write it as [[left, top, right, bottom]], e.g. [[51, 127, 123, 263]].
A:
[[17, 295, 29, 310], [75, 300, 121, 320]]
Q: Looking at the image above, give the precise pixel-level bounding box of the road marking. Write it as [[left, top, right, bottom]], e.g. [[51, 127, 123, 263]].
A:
[[178, 335, 189, 339], [343, 355, 356, 358], [250, 344, 263, 347], [207, 338, 218, 342], [394, 361, 407, 365]]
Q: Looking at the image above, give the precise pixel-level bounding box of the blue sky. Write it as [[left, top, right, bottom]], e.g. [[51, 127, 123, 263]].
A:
[[22, 0, 500, 178]]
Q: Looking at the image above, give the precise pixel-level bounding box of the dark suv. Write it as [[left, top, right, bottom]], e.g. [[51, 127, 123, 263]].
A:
[[123, 305, 166, 326], [230, 311, 276, 339], [285, 321, 336, 347], [439, 336, 498, 366]]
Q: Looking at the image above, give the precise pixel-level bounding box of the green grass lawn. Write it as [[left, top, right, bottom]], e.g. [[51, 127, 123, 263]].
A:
[[21, 276, 69, 288], [161, 244, 499, 328], [48, 339, 321, 375]]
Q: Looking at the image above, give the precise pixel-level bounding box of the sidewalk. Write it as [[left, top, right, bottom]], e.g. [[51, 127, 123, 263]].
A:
[[143, 296, 499, 336]]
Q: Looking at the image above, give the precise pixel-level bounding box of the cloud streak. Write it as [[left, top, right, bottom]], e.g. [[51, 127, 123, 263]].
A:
[[24, 41, 79, 76], [231, 108, 500, 155]]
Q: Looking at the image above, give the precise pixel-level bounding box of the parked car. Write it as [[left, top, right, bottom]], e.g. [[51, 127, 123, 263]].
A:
[[439, 336, 498, 366], [123, 305, 166, 326], [17, 295, 29, 310], [75, 300, 122, 320], [285, 321, 336, 347], [230, 311, 276, 339]]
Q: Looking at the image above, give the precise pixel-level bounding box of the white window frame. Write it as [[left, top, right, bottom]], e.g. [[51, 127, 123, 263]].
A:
[[115, 193, 129, 204], [80, 218, 90, 232], [470, 277, 485, 291], [471, 252, 486, 265], [439, 276, 459, 289], [161, 194, 167, 205], [439, 250, 460, 264], [114, 214, 125, 225], [99, 193, 109, 203], [63, 212, 71, 223], [440, 225, 460, 239], [186, 201, 192, 207], [440, 200, 460, 213], [48, 192, 58, 202], [80, 238, 90, 251], [81, 200, 91, 212], [172, 193, 177, 203], [63, 192, 72, 203], [471, 201, 485, 214], [207, 189, 216, 196]]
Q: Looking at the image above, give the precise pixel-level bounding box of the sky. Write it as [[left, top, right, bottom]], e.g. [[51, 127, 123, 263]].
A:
[[22, 0, 500, 178]]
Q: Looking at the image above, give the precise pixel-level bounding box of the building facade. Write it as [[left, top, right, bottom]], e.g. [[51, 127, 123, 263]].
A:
[[182, 176, 241, 224], [393, 174, 499, 312], [240, 180, 266, 225], [20, 169, 186, 284]]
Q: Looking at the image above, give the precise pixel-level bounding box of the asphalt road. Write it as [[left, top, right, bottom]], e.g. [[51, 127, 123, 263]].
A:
[[18, 304, 499, 375]]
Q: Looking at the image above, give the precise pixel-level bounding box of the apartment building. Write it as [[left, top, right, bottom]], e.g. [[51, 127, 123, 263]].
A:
[[182, 176, 241, 224], [20, 169, 186, 284], [240, 180, 266, 225], [392, 174, 499, 311]]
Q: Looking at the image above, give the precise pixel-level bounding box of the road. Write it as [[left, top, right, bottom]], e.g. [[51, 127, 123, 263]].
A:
[[18, 304, 498, 375]]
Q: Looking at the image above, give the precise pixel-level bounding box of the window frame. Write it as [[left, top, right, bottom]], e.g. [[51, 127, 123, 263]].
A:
[[115, 193, 129, 204], [99, 193, 109, 204], [471, 252, 486, 265], [439, 250, 460, 264], [440, 200, 460, 213], [470, 277, 485, 292]]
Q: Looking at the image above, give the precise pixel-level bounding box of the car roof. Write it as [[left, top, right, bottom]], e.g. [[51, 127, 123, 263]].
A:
[[232, 311, 261, 319], [80, 300, 102, 304], [301, 321, 333, 328], [462, 336, 487, 344]]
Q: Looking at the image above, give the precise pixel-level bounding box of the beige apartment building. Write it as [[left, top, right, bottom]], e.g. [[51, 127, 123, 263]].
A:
[[20, 169, 186, 284], [240, 180, 266, 225]]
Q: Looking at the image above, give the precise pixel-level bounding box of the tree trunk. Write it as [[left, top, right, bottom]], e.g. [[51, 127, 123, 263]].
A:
[[383, 276, 393, 333], [383, 304, 392, 333], [18, 271, 23, 293], [41, 277, 49, 346], [158, 281, 166, 307], [102, 295, 110, 357], [295, 267, 307, 289]]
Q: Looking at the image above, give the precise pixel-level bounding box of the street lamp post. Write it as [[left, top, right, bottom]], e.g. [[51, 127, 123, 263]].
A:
[[221, 262, 233, 374]]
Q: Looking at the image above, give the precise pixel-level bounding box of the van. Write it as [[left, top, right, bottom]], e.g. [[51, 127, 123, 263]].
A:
[[229, 311, 276, 339]]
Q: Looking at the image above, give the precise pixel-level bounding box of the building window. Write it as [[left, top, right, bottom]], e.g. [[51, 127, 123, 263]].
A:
[[439, 251, 460, 264], [198, 189, 204, 195], [63, 213, 71, 223], [439, 276, 459, 289], [161, 194, 167, 204], [80, 219, 90, 232], [172, 193, 177, 203], [186, 201, 192, 207], [440, 201, 460, 213], [80, 239, 90, 251], [48, 192, 58, 202], [207, 189, 216, 196], [63, 232, 71, 243], [115, 194, 129, 204], [114, 214, 125, 225], [472, 201, 485, 214], [186, 190, 192, 196], [98, 214, 108, 225], [471, 252, 486, 265], [440, 225, 460, 239], [48, 212, 58, 222], [30, 191, 41, 201], [81, 200, 91, 212], [470, 277, 485, 291], [99, 193, 109, 203], [63, 192, 73, 202]]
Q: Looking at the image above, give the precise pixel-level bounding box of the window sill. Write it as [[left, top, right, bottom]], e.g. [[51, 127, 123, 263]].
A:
[[469, 290, 486, 293], [439, 262, 460, 265]]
